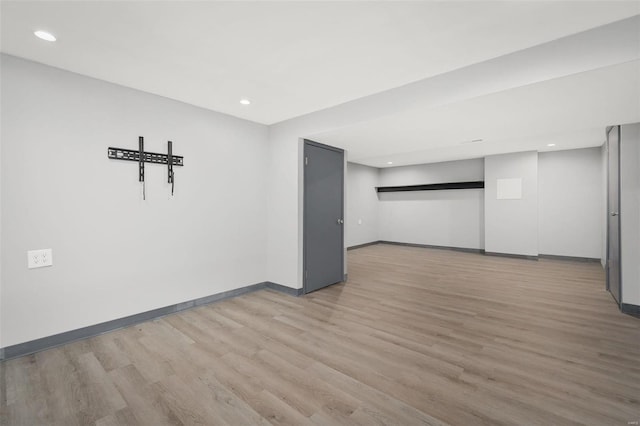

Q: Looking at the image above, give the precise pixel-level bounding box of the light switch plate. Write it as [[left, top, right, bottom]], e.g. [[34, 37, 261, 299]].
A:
[[27, 249, 53, 269]]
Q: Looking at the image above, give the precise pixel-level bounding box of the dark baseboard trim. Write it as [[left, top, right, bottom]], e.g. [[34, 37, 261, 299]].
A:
[[539, 254, 601, 263], [0, 280, 298, 361], [265, 281, 304, 297], [621, 303, 640, 318], [378, 240, 484, 254], [484, 251, 539, 261], [352, 241, 599, 264], [347, 241, 380, 250]]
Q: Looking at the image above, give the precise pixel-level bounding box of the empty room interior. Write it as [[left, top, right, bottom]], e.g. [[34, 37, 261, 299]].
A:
[[1, 1, 640, 425]]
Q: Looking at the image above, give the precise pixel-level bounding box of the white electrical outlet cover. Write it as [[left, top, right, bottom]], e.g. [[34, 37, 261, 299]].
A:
[[27, 249, 53, 269]]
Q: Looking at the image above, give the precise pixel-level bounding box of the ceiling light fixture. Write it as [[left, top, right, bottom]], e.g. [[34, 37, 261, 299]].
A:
[[547, 143, 556, 147], [387, 161, 393, 165], [240, 99, 251, 105], [34, 30, 56, 42]]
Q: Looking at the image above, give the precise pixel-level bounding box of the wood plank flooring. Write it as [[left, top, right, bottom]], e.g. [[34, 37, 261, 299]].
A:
[[2, 244, 639, 425]]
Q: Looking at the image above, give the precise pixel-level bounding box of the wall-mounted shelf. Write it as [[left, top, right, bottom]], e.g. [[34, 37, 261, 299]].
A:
[[376, 181, 484, 193]]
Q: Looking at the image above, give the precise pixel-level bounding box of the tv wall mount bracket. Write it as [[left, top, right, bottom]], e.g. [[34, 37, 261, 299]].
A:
[[108, 136, 184, 199]]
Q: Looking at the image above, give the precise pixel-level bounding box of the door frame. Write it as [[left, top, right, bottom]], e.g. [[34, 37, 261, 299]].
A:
[[302, 139, 345, 295], [606, 125, 622, 305]]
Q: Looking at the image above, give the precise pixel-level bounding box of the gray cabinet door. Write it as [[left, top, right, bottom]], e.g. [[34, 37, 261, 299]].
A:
[[304, 140, 344, 293], [607, 125, 621, 305]]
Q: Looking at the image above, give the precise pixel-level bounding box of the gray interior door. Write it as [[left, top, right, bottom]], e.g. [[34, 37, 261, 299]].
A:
[[607, 125, 621, 305], [304, 140, 344, 294]]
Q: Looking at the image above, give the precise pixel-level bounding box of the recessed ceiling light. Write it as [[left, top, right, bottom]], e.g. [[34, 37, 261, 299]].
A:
[[461, 138, 484, 145], [547, 143, 556, 147], [240, 99, 251, 105], [34, 30, 56, 42], [387, 161, 393, 165]]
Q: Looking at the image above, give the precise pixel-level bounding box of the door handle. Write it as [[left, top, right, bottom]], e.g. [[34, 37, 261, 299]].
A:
[[611, 212, 619, 216], [337, 219, 344, 224]]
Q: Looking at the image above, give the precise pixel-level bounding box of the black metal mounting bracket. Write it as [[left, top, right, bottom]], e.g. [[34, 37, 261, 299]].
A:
[[108, 136, 184, 198]]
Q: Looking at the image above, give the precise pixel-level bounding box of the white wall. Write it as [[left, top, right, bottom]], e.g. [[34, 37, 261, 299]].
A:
[[378, 159, 484, 250], [378, 159, 483, 187], [1, 55, 269, 347], [538, 148, 602, 258], [347, 151, 604, 257], [346, 163, 379, 247], [485, 151, 539, 256], [620, 123, 640, 306]]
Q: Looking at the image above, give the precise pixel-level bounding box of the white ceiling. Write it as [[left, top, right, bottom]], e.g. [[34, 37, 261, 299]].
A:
[[312, 60, 640, 167], [1, 1, 639, 125]]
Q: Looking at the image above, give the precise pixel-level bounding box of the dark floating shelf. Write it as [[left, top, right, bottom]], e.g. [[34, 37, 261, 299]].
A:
[[376, 181, 484, 193]]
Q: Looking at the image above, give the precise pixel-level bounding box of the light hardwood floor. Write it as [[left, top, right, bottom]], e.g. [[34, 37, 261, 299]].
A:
[[1, 244, 639, 425]]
